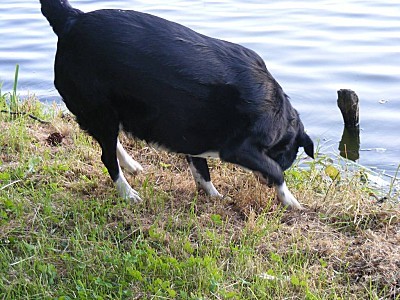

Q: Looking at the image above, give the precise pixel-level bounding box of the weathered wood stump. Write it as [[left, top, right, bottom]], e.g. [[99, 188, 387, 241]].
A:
[[337, 89, 359, 128], [337, 89, 360, 161]]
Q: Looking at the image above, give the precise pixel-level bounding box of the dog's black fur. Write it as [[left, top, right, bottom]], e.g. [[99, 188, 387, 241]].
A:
[[40, 0, 314, 208]]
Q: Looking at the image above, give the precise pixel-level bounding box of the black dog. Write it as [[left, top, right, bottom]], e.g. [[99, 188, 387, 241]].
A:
[[40, 0, 314, 209]]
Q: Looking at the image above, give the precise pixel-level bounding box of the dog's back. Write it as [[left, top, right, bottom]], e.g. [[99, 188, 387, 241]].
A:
[[53, 8, 281, 154], [40, 0, 314, 209]]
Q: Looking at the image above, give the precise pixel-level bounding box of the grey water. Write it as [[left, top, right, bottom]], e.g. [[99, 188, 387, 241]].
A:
[[1, 0, 399, 180]]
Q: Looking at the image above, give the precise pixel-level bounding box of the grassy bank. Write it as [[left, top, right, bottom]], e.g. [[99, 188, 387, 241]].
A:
[[0, 92, 399, 299]]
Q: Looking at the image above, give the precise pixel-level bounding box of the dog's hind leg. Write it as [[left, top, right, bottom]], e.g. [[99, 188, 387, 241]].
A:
[[99, 136, 141, 202], [220, 139, 302, 209], [81, 112, 141, 202], [186, 156, 222, 198], [116, 139, 143, 174]]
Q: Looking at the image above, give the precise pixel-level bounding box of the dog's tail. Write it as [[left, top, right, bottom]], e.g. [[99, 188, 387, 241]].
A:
[[40, 0, 83, 36]]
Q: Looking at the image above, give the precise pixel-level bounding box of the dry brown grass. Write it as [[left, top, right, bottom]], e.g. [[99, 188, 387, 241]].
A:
[[119, 125, 400, 298]]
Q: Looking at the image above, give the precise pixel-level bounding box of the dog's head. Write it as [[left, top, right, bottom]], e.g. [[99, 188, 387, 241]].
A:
[[266, 109, 314, 171]]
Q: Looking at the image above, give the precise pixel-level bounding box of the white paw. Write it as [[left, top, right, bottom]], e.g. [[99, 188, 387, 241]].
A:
[[187, 160, 222, 198], [121, 158, 143, 174], [116, 141, 143, 174], [202, 182, 223, 198], [122, 186, 142, 203], [115, 175, 142, 203], [275, 182, 303, 210]]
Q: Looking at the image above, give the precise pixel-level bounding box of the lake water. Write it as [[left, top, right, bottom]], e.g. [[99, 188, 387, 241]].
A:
[[1, 0, 399, 180]]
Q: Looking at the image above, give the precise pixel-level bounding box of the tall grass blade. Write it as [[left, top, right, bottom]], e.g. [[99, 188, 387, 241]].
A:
[[388, 163, 400, 200], [11, 64, 20, 113], [0, 81, 4, 109]]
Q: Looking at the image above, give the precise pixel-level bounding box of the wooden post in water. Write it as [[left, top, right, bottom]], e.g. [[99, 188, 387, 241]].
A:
[[337, 89, 360, 161], [337, 89, 359, 128]]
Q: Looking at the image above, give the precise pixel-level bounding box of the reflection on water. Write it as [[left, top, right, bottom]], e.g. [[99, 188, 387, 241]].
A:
[[339, 127, 360, 162], [0, 0, 399, 177]]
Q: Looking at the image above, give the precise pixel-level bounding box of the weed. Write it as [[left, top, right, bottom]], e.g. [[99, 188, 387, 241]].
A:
[[0, 65, 20, 114]]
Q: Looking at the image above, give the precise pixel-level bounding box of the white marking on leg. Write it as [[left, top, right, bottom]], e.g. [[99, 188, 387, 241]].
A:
[[114, 168, 142, 202], [192, 151, 220, 159], [188, 161, 222, 198], [275, 181, 303, 210], [201, 181, 222, 197], [116, 140, 143, 174]]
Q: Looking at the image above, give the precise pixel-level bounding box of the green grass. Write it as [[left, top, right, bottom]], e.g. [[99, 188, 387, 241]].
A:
[[0, 64, 19, 114], [0, 85, 399, 299]]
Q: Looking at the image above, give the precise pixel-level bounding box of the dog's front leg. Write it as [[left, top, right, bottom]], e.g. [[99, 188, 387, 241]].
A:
[[220, 138, 302, 210], [186, 156, 222, 198]]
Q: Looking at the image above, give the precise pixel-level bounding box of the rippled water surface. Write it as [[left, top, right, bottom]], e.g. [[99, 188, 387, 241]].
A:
[[1, 0, 399, 177]]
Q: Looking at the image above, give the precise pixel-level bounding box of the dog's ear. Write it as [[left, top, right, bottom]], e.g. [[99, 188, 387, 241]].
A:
[[299, 132, 314, 159]]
